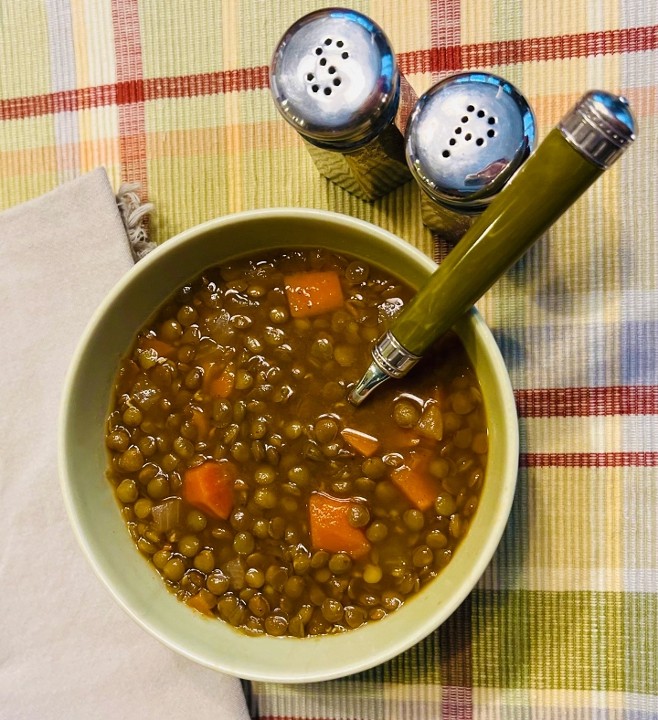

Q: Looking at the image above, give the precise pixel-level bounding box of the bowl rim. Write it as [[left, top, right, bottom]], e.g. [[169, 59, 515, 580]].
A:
[[59, 207, 519, 682]]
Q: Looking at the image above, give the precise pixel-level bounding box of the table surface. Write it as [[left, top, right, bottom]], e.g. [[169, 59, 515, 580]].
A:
[[1, 1, 656, 718]]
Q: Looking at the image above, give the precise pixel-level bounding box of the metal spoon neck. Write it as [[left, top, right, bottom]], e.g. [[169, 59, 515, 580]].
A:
[[349, 331, 420, 405]]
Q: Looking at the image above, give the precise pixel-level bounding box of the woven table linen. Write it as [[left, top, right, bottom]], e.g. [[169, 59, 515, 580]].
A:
[[1, 1, 656, 718]]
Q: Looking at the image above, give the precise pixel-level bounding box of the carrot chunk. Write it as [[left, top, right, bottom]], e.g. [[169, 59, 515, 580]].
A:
[[186, 590, 215, 616], [308, 492, 371, 559], [210, 366, 235, 398], [340, 428, 380, 457], [390, 451, 441, 511], [202, 362, 236, 398], [182, 460, 236, 520], [138, 336, 176, 359], [284, 271, 344, 318]]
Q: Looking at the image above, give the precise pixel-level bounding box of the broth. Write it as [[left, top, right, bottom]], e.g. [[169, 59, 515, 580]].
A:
[[105, 248, 487, 636]]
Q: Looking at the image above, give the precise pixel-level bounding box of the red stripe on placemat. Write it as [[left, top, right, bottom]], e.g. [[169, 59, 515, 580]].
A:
[[143, 66, 271, 100], [515, 386, 658, 418], [459, 25, 657, 67], [521, 452, 658, 467], [429, 0, 463, 79], [1, 26, 656, 121], [0, 66, 271, 120], [399, 24, 658, 74], [0, 84, 117, 119], [111, 0, 147, 195]]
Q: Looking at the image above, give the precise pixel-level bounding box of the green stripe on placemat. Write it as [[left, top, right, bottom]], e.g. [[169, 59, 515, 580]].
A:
[[472, 590, 658, 693], [244, 589, 656, 712], [347, 589, 657, 693]]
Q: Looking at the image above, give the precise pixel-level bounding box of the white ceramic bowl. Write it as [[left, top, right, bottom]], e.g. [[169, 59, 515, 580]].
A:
[[59, 208, 518, 683]]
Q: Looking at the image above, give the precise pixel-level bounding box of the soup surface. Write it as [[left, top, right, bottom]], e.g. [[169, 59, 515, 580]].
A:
[[105, 249, 488, 636]]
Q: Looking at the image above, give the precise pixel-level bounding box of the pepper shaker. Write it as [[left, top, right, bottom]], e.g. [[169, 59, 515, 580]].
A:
[[406, 72, 536, 243], [270, 8, 415, 202]]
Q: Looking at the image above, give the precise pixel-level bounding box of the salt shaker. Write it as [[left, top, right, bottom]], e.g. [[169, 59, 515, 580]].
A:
[[406, 72, 536, 242], [270, 8, 415, 202]]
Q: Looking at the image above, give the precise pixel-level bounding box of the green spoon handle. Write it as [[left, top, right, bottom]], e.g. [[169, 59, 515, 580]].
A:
[[349, 91, 636, 405], [392, 127, 601, 355]]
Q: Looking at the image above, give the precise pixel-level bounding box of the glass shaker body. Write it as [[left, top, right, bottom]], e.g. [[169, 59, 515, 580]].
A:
[[270, 9, 415, 202], [406, 72, 536, 242]]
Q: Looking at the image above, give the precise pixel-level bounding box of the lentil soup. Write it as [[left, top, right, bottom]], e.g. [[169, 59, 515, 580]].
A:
[[105, 248, 488, 637]]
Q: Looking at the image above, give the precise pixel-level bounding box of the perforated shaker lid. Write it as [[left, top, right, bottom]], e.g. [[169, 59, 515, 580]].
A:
[[406, 72, 536, 211], [270, 9, 400, 150]]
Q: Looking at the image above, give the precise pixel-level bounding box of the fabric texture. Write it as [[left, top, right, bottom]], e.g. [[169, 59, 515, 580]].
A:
[[0, 2, 656, 719], [0, 169, 250, 720]]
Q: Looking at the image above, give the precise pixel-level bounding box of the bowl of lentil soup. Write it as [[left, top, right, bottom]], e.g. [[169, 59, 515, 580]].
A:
[[60, 208, 518, 682]]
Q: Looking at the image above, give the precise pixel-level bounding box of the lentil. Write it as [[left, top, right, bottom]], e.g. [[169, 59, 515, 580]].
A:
[[106, 249, 488, 637]]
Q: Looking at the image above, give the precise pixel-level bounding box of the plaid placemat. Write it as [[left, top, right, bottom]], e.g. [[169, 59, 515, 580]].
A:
[[2, 1, 656, 717]]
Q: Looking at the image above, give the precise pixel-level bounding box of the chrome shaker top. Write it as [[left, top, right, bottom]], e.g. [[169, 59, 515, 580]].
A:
[[406, 72, 536, 212], [270, 9, 400, 150], [559, 90, 636, 168]]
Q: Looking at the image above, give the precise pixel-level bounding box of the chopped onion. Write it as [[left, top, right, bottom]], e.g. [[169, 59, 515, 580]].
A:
[[416, 400, 444, 441], [223, 557, 246, 589], [151, 498, 183, 533]]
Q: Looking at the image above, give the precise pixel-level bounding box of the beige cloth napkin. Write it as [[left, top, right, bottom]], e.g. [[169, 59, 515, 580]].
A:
[[0, 169, 250, 720]]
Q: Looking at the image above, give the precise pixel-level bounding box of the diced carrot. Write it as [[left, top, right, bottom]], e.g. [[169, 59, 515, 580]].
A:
[[308, 492, 371, 559], [390, 450, 441, 511], [182, 460, 236, 520], [205, 363, 236, 398], [186, 591, 214, 616], [138, 336, 176, 359], [340, 427, 380, 457], [284, 271, 344, 318], [211, 369, 235, 398]]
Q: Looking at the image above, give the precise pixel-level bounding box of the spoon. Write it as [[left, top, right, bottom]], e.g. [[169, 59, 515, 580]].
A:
[[349, 90, 636, 405]]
